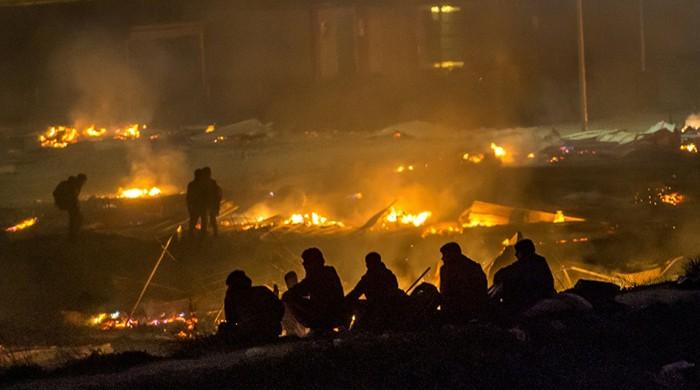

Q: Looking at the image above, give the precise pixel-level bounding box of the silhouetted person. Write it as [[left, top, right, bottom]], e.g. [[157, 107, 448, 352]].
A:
[[218, 270, 284, 342], [492, 239, 556, 315], [346, 252, 406, 331], [201, 167, 222, 237], [186, 169, 206, 237], [488, 232, 523, 282], [439, 242, 488, 324], [281, 271, 309, 337], [282, 248, 344, 333], [53, 174, 86, 240]]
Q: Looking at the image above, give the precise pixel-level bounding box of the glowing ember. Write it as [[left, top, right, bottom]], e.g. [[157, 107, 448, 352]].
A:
[[117, 187, 162, 199], [5, 217, 38, 233], [113, 124, 142, 140], [86, 311, 197, 336], [384, 207, 432, 227], [680, 143, 698, 153], [39, 126, 79, 148], [396, 165, 415, 173], [205, 124, 216, 133], [283, 212, 345, 227], [462, 153, 484, 164], [660, 192, 685, 206], [527, 153, 536, 159], [430, 5, 461, 13]]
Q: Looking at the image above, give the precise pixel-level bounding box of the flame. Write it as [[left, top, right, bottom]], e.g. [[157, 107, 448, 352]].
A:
[[384, 207, 432, 227], [680, 143, 698, 153], [39, 124, 146, 148], [117, 187, 162, 199], [83, 126, 107, 138], [283, 212, 345, 227], [86, 311, 197, 336], [114, 124, 141, 140], [660, 192, 685, 206], [462, 153, 484, 164], [553, 210, 566, 223], [684, 113, 700, 130], [396, 165, 415, 173], [5, 217, 38, 233], [490, 143, 507, 159], [430, 5, 461, 13], [205, 124, 216, 133], [527, 152, 535, 159], [39, 126, 79, 148]]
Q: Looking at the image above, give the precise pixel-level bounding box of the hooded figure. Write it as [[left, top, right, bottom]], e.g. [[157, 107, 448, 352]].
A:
[[219, 270, 284, 342], [345, 252, 407, 331], [439, 242, 488, 323], [282, 248, 345, 332], [492, 239, 556, 315]]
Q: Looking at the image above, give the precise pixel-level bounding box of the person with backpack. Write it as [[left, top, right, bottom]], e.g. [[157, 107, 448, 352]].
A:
[[53, 174, 87, 240]]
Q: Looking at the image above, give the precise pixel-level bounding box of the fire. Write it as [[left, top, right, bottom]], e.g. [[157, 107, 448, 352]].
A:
[[680, 143, 698, 153], [684, 113, 700, 130], [527, 152, 536, 159], [462, 153, 484, 164], [117, 187, 162, 199], [490, 143, 507, 159], [39, 126, 79, 148], [553, 210, 566, 223], [205, 124, 216, 133], [283, 212, 345, 227], [113, 124, 142, 140], [660, 192, 685, 206], [396, 165, 415, 173], [39, 123, 146, 148], [86, 311, 197, 337], [5, 217, 38, 233], [83, 126, 107, 138], [384, 207, 432, 227]]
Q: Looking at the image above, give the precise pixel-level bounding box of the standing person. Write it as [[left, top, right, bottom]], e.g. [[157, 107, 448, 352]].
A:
[[186, 168, 206, 238], [439, 242, 488, 324], [282, 248, 345, 334], [492, 239, 556, 315], [53, 174, 87, 240], [201, 167, 222, 237]]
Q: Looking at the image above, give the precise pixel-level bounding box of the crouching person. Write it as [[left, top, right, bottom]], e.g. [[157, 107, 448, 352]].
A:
[[282, 248, 345, 334], [345, 252, 407, 332], [218, 270, 284, 343]]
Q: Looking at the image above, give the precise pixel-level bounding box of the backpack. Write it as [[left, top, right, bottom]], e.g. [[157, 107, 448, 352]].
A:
[[53, 180, 71, 210]]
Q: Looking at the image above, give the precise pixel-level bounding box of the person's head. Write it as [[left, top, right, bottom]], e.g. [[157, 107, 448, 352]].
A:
[[365, 252, 382, 270], [194, 168, 203, 180], [440, 242, 462, 263], [201, 167, 212, 179], [76, 173, 87, 184], [301, 247, 325, 273], [284, 271, 298, 289], [515, 239, 536, 260], [226, 270, 252, 290]]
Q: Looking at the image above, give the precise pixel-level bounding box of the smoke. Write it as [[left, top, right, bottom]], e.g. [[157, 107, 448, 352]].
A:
[[121, 143, 188, 195], [48, 32, 156, 126], [684, 113, 700, 129]]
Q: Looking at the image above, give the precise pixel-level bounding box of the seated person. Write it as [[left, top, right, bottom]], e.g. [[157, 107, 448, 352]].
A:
[[492, 239, 556, 315], [346, 252, 406, 331], [439, 242, 488, 324], [282, 248, 345, 333], [219, 270, 284, 342]]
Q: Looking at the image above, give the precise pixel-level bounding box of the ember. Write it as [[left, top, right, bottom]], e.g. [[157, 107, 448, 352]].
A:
[[680, 143, 698, 153], [38, 123, 146, 148], [38, 126, 79, 148], [5, 217, 38, 233]]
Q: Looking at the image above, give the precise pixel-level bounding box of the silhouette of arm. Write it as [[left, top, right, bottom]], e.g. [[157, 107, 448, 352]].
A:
[[345, 276, 367, 302]]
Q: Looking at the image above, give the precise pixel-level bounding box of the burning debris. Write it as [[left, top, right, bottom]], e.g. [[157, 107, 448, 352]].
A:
[[4, 217, 38, 233], [282, 212, 345, 228], [81, 310, 198, 339], [38, 124, 146, 148], [382, 207, 432, 228], [635, 186, 686, 207], [117, 187, 163, 199], [460, 201, 584, 228]]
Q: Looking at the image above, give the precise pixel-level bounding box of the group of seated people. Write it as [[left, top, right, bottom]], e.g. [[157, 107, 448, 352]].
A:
[[218, 239, 556, 342]]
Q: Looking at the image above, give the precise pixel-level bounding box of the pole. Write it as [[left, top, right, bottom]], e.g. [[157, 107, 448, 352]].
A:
[[639, 0, 646, 73], [576, 0, 589, 130], [127, 234, 174, 326], [405, 267, 431, 295]]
